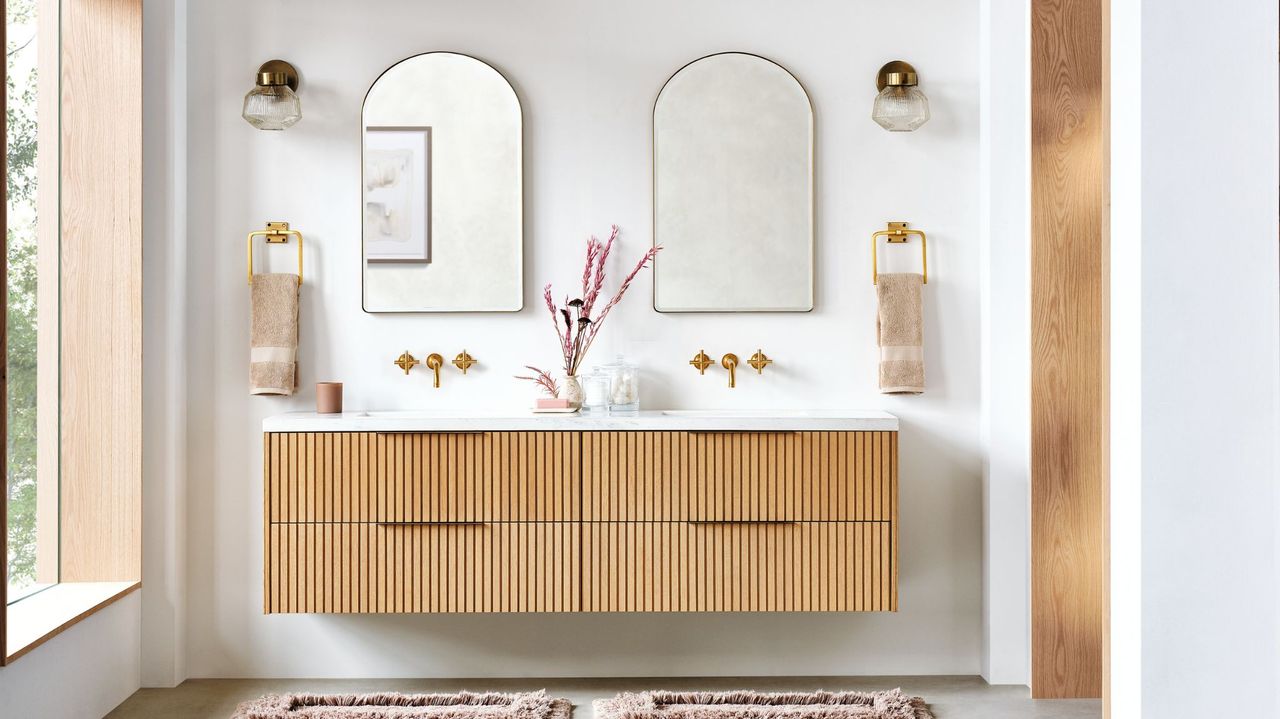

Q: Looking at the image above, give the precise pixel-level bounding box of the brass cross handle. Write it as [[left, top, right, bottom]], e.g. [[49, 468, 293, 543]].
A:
[[453, 350, 477, 374], [426, 353, 445, 388], [394, 351, 419, 375], [690, 350, 713, 374], [747, 350, 772, 374]]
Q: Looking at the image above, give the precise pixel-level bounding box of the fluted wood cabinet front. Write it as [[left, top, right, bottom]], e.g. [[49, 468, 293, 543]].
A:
[[583, 521, 893, 612], [266, 432, 579, 523], [267, 522, 579, 613], [264, 430, 896, 614], [582, 431, 895, 521]]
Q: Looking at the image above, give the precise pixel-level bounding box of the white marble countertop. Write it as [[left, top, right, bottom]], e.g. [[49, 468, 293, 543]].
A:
[[263, 409, 899, 433]]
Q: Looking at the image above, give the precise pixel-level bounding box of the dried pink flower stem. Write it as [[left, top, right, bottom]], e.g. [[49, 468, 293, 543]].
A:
[[576, 244, 661, 366], [536, 225, 660, 378], [514, 366, 560, 398]]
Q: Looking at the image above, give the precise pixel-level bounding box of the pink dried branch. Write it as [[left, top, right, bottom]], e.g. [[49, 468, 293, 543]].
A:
[[576, 244, 661, 366], [544, 284, 563, 340], [585, 225, 619, 316], [581, 237, 600, 301], [514, 366, 560, 398], [533, 226, 659, 379]]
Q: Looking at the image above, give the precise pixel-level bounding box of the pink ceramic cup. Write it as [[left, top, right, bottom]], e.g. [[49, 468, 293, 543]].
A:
[[316, 382, 343, 414]]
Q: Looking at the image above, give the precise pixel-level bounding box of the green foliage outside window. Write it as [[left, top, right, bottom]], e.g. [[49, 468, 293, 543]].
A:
[[7, 0, 43, 591]]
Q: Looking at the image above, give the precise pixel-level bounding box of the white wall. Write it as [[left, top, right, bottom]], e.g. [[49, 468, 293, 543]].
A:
[[977, 0, 1030, 686], [1120, 0, 1280, 714], [169, 0, 988, 678], [141, 0, 189, 688], [0, 592, 141, 718]]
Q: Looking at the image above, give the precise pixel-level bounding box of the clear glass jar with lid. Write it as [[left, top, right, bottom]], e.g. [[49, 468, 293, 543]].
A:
[[580, 368, 610, 414], [604, 355, 640, 413]]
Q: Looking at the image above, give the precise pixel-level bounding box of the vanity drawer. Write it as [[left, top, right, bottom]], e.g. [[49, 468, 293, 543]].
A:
[[265, 432, 580, 523], [583, 521, 895, 612], [582, 431, 895, 522], [266, 522, 580, 613]]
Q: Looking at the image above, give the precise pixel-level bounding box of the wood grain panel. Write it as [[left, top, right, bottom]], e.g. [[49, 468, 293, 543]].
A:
[[583, 521, 893, 612], [263, 430, 898, 614], [583, 431, 893, 521], [265, 522, 580, 613], [58, 0, 142, 582], [265, 432, 580, 523], [1031, 0, 1107, 699]]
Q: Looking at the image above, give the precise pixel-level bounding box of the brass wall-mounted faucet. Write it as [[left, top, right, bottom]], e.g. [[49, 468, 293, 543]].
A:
[[690, 350, 713, 374], [721, 353, 739, 388], [425, 353, 445, 388], [747, 350, 772, 374], [453, 350, 477, 374], [394, 351, 420, 375]]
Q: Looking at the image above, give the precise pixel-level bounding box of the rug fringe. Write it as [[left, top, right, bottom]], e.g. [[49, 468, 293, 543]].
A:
[[232, 689, 571, 719], [597, 689, 933, 719]]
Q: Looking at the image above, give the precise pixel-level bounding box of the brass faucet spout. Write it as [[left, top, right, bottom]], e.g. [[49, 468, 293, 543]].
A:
[[721, 353, 739, 388], [426, 353, 444, 388]]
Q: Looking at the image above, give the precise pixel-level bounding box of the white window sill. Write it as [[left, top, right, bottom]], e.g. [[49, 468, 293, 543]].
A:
[[6, 580, 140, 662]]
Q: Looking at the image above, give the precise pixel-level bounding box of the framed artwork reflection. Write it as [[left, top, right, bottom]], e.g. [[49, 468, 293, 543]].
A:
[[364, 126, 431, 262]]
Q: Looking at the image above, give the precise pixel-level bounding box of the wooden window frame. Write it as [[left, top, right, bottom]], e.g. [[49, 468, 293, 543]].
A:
[[1, 0, 141, 666]]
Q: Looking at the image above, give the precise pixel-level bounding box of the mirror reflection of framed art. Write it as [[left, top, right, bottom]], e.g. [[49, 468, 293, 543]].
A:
[[364, 126, 431, 263]]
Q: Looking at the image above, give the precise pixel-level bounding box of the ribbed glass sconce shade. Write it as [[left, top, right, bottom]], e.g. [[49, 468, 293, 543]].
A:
[[242, 84, 301, 131], [871, 85, 930, 132]]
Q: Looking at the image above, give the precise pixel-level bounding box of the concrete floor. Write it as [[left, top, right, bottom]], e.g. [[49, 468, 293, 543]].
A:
[[108, 676, 1100, 719]]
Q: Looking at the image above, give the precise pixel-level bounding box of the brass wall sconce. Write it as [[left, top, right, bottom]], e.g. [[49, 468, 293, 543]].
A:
[[872, 60, 930, 132], [243, 59, 302, 130]]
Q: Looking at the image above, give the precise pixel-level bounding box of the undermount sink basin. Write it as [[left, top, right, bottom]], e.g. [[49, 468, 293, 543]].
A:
[[356, 409, 509, 418], [661, 409, 865, 418]]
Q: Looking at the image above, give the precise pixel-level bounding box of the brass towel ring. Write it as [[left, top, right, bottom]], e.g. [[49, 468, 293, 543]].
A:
[[872, 221, 927, 284], [247, 221, 304, 285]]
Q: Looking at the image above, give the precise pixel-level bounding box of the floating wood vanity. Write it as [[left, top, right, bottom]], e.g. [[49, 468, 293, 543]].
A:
[[262, 411, 898, 614]]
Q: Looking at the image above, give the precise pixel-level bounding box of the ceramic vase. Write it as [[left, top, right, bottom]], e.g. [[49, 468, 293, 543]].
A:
[[561, 374, 584, 409]]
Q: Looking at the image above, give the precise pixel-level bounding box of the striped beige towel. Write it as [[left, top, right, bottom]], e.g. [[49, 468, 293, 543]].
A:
[[876, 273, 924, 394], [250, 273, 298, 396]]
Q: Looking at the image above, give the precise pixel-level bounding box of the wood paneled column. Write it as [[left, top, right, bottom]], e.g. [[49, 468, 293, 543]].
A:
[[1031, 0, 1108, 700]]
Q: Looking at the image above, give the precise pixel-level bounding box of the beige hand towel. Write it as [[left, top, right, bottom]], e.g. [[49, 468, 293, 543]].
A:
[[250, 273, 299, 396], [876, 272, 924, 394]]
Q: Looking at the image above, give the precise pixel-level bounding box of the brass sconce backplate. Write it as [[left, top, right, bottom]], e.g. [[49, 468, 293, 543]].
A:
[[257, 59, 300, 91], [876, 60, 919, 91]]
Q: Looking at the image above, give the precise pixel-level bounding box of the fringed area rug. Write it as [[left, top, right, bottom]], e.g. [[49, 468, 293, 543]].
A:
[[232, 689, 572, 719], [594, 690, 932, 719]]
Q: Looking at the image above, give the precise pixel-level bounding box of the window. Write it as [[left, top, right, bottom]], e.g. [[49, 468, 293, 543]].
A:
[[1, 0, 140, 664], [5, 0, 57, 607]]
